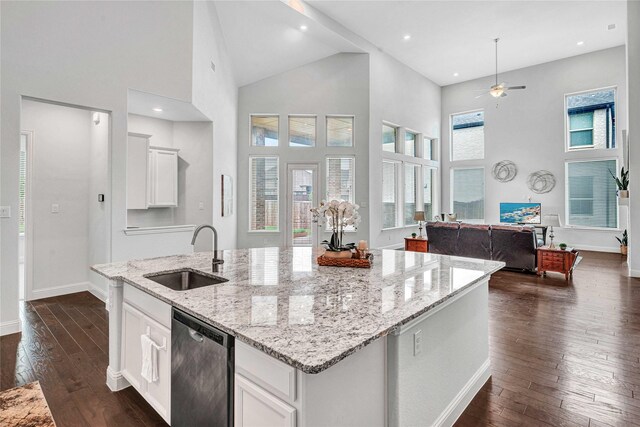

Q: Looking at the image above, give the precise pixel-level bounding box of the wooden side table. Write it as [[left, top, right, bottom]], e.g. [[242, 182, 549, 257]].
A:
[[405, 237, 428, 253], [537, 247, 578, 280]]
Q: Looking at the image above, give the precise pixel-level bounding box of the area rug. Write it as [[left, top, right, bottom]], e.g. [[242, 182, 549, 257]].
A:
[[0, 381, 56, 426]]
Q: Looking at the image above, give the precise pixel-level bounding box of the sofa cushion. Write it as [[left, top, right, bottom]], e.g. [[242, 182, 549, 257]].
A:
[[457, 223, 492, 260], [425, 222, 459, 255], [490, 225, 537, 271]]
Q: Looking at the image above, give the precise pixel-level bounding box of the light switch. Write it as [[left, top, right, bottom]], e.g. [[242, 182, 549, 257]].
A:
[[414, 329, 423, 356], [198, 201, 205, 210], [0, 206, 10, 218], [51, 203, 60, 213]]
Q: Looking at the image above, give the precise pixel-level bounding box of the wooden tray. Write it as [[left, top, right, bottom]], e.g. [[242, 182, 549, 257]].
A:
[[317, 253, 373, 268]]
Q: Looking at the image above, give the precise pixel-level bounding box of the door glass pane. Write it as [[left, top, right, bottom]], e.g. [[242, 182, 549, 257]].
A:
[[250, 157, 279, 231], [291, 168, 314, 246]]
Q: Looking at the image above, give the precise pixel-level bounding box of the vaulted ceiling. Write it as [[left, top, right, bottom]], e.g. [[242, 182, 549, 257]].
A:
[[216, 1, 627, 87]]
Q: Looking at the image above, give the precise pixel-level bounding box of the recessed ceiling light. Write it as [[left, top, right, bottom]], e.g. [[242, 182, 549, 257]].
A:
[[152, 107, 163, 112], [403, 34, 411, 41], [577, 41, 584, 46], [300, 25, 308, 31], [453, 72, 459, 77]]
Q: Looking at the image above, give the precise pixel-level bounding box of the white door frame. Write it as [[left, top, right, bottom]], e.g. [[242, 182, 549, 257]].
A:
[[285, 163, 319, 248], [20, 130, 34, 301]]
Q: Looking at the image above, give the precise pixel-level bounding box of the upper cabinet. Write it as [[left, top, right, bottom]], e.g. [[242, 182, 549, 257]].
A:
[[148, 147, 179, 208], [127, 132, 179, 210]]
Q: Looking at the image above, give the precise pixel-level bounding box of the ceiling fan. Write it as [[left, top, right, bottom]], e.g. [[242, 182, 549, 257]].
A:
[[476, 38, 526, 99]]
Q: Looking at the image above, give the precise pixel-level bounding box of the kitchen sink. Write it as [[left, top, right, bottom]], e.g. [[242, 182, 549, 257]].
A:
[[144, 269, 228, 291]]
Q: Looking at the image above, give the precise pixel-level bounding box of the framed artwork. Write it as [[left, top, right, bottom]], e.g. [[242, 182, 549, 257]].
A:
[[221, 175, 233, 217]]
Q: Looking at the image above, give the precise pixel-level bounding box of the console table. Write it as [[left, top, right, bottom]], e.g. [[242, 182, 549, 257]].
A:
[[537, 247, 578, 280], [405, 237, 428, 253]]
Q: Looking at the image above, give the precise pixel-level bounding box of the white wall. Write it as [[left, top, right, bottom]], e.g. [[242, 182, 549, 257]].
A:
[[237, 53, 370, 249], [0, 1, 237, 334], [441, 47, 627, 252], [192, 1, 238, 251], [21, 100, 92, 298], [628, 0, 640, 275], [369, 52, 442, 249]]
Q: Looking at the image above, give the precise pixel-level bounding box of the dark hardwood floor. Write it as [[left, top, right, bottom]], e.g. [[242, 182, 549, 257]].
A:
[[0, 292, 168, 426], [1, 251, 638, 426]]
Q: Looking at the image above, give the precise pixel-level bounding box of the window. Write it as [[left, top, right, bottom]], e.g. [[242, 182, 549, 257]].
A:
[[452, 168, 484, 221], [251, 115, 279, 146], [404, 164, 418, 225], [423, 137, 433, 160], [326, 157, 354, 202], [382, 124, 397, 153], [327, 116, 353, 147], [19, 133, 27, 234], [250, 157, 279, 231], [451, 111, 484, 161], [405, 131, 417, 157], [289, 116, 316, 147], [382, 161, 398, 228], [566, 160, 617, 228], [423, 167, 433, 220], [566, 88, 616, 150]]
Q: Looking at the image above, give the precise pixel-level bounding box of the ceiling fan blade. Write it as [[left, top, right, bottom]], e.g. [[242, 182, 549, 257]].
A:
[[500, 92, 508, 97], [507, 85, 526, 90]]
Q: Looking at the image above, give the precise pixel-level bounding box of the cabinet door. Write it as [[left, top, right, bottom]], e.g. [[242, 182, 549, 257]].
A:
[[126, 135, 149, 209], [121, 302, 145, 391], [143, 316, 172, 424], [150, 149, 178, 207], [235, 374, 296, 427]]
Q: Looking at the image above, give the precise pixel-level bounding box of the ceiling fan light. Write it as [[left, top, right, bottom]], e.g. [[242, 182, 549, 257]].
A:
[[489, 86, 504, 98]]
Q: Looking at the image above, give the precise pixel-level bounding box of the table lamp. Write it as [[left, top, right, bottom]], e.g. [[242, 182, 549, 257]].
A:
[[414, 211, 426, 238], [542, 213, 561, 249]]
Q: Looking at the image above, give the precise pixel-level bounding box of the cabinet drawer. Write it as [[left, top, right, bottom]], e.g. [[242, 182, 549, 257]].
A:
[[124, 285, 171, 329], [541, 253, 564, 261], [236, 341, 296, 403]]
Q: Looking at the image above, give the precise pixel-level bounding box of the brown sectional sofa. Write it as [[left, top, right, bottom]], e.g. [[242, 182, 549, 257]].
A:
[[425, 222, 538, 272]]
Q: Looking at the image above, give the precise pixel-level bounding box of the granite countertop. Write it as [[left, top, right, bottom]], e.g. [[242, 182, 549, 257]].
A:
[[92, 248, 504, 374]]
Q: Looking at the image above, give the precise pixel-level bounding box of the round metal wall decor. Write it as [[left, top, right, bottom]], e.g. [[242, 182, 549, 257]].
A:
[[491, 160, 518, 183], [527, 170, 556, 194]]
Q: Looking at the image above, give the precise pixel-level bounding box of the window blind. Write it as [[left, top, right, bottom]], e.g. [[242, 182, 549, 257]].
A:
[[250, 157, 279, 231], [567, 160, 617, 228], [382, 161, 398, 228], [452, 168, 484, 221]]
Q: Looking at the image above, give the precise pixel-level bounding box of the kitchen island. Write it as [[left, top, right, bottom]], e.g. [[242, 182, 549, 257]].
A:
[[93, 247, 504, 427]]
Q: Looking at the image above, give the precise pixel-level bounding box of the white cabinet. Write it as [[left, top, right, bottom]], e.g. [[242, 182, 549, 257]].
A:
[[126, 132, 179, 210], [126, 133, 150, 210], [148, 147, 179, 208], [235, 374, 296, 427], [121, 302, 171, 424]]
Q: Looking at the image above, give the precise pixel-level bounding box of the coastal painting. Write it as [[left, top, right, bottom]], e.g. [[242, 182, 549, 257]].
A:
[[500, 202, 541, 224]]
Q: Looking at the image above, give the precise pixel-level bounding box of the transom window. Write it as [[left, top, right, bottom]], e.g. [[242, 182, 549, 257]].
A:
[[566, 88, 616, 150], [405, 131, 417, 157], [289, 116, 316, 147], [327, 116, 354, 147], [251, 115, 279, 147], [382, 124, 397, 153]]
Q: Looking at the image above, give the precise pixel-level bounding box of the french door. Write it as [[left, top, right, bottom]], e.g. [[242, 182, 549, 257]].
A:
[[286, 163, 318, 247]]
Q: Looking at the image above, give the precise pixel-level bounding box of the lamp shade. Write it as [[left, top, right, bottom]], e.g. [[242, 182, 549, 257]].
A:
[[542, 213, 561, 227], [414, 211, 426, 222]]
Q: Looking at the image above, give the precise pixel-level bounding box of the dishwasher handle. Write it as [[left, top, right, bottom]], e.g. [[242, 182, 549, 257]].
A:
[[189, 328, 204, 343]]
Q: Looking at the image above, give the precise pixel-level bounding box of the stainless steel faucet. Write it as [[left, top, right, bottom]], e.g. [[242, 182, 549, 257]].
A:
[[191, 225, 224, 272]]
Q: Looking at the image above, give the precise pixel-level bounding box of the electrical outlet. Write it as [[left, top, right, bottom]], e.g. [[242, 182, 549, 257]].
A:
[[414, 329, 423, 356], [51, 203, 60, 213], [0, 206, 11, 218]]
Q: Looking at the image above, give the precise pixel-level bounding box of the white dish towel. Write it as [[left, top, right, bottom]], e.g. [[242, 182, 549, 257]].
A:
[[141, 334, 159, 383]]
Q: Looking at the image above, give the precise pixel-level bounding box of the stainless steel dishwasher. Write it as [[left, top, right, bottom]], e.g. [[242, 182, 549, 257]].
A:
[[171, 308, 234, 427]]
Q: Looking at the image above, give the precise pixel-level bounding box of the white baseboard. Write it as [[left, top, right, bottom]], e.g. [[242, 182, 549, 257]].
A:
[[0, 319, 22, 336], [629, 269, 640, 278], [572, 244, 620, 253], [434, 358, 491, 427], [88, 282, 107, 303], [106, 366, 130, 391], [30, 281, 90, 301]]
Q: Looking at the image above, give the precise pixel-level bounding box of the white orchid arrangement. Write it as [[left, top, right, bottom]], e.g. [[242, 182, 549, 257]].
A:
[[311, 200, 361, 251]]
